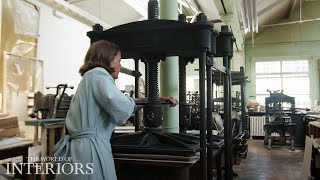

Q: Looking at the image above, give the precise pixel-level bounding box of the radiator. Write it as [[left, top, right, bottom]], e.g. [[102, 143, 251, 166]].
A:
[[249, 116, 279, 137], [249, 116, 265, 136]]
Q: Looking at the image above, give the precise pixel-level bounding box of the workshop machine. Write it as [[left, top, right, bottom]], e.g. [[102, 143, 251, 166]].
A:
[[30, 84, 73, 119], [24, 83, 73, 168], [184, 67, 249, 166], [263, 90, 296, 150], [211, 68, 249, 166], [87, 0, 235, 179]]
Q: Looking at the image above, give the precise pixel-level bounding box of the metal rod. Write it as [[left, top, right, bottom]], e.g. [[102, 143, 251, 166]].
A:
[[254, 0, 258, 33], [217, 151, 222, 179], [206, 58, 213, 180], [240, 67, 246, 131], [228, 57, 233, 165], [261, 17, 320, 27], [121, 67, 141, 77], [290, 0, 297, 18], [134, 59, 140, 132], [252, 29, 255, 48], [300, 0, 302, 23], [199, 50, 207, 180], [250, 0, 255, 33], [145, 60, 149, 98], [240, 0, 248, 34], [223, 56, 233, 180], [245, 0, 251, 32], [179, 58, 188, 133]]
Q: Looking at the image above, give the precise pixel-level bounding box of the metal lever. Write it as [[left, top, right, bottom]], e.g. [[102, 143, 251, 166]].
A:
[[135, 100, 171, 106]]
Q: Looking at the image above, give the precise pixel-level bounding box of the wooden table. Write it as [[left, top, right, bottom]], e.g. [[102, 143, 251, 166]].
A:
[[308, 121, 320, 178], [25, 119, 65, 157], [309, 121, 320, 138], [0, 141, 33, 179], [25, 119, 65, 180]]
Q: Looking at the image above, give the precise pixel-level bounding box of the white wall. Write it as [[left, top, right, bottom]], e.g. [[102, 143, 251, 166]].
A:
[[116, 60, 145, 91], [36, 4, 91, 95], [33, 1, 143, 95], [117, 60, 135, 90]]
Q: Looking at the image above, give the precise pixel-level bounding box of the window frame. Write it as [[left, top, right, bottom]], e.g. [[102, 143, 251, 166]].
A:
[[254, 59, 310, 108]]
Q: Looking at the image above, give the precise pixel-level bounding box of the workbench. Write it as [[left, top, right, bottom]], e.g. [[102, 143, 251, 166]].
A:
[[0, 141, 33, 179], [25, 118, 65, 157], [24, 119, 66, 180], [308, 121, 320, 178], [309, 121, 320, 138]]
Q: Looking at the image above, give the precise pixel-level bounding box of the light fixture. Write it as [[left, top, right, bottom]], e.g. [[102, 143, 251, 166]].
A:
[[240, 0, 258, 34]]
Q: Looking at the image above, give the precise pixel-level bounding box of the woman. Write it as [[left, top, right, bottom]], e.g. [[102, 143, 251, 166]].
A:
[[53, 40, 177, 179]]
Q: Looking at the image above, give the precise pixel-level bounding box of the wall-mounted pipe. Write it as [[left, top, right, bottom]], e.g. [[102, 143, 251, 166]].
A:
[[250, 0, 255, 33], [240, 0, 248, 33], [253, 0, 258, 33], [245, 0, 251, 32], [300, 0, 302, 23], [240, 0, 258, 34], [261, 17, 320, 27]]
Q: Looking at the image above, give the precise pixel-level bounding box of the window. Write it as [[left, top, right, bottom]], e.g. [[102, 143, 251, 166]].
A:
[[255, 60, 310, 108]]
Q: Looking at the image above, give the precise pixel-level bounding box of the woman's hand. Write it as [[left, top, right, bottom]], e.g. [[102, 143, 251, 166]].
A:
[[159, 96, 179, 107]]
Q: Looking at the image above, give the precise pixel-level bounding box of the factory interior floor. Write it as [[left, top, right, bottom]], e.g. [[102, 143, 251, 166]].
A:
[[231, 139, 304, 180]]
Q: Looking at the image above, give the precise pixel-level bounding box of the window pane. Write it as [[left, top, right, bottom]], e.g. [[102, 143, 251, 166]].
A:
[[256, 61, 281, 73], [283, 77, 310, 94], [282, 60, 308, 73], [256, 95, 268, 106], [256, 78, 281, 94], [255, 59, 310, 109], [286, 94, 311, 108]]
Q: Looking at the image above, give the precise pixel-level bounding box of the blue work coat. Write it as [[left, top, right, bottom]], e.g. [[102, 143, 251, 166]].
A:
[[53, 67, 135, 179]]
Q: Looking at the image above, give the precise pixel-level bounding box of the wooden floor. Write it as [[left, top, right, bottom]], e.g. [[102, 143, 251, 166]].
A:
[[231, 139, 304, 180]]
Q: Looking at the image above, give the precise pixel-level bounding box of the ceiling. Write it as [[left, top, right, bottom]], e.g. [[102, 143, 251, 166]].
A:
[[65, 0, 298, 26], [46, 0, 311, 51]]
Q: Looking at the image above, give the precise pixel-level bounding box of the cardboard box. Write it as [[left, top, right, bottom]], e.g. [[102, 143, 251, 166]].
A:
[[0, 115, 20, 139]]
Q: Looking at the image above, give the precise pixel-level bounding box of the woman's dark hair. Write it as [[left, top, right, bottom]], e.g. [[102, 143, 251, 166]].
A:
[[79, 40, 120, 76]]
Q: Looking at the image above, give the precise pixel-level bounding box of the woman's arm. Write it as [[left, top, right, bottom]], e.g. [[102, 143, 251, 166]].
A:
[[92, 71, 135, 125], [159, 96, 178, 107]]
